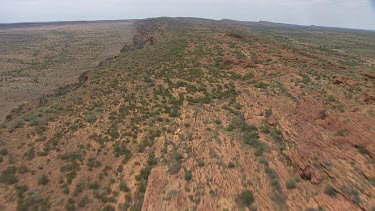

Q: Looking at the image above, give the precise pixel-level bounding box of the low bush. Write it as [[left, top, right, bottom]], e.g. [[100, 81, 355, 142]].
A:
[[240, 190, 254, 206], [357, 146, 369, 156], [0, 148, 8, 156], [228, 162, 236, 168], [324, 185, 336, 197], [0, 166, 18, 184], [286, 178, 296, 189], [119, 180, 129, 192], [38, 175, 49, 185], [184, 169, 192, 181], [84, 113, 97, 123]]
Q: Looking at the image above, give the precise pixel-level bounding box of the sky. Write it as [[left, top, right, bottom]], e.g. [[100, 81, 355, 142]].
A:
[[0, 0, 375, 30]]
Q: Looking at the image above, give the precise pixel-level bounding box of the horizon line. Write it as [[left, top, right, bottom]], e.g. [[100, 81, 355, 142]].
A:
[[0, 17, 374, 32]]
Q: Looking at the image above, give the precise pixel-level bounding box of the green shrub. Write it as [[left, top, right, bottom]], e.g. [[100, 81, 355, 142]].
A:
[[73, 181, 85, 196], [0, 148, 8, 156], [265, 109, 272, 118], [38, 175, 49, 185], [147, 152, 157, 166], [13, 120, 24, 129], [108, 127, 120, 139], [24, 147, 35, 161], [324, 185, 336, 197], [62, 184, 70, 194], [119, 180, 129, 192], [357, 146, 369, 155], [64, 197, 76, 211], [228, 162, 236, 168], [136, 166, 151, 181], [269, 128, 282, 142], [258, 158, 269, 166], [18, 165, 28, 174], [341, 187, 360, 205], [77, 196, 90, 208], [84, 113, 97, 123], [89, 181, 100, 189], [240, 190, 254, 206], [184, 169, 192, 181], [17, 191, 51, 211], [197, 160, 205, 167], [87, 158, 101, 170], [102, 204, 115, 211], [286, 178, 296, 189], [15, 185, 28, 198], [320, 109, 327, 119], [0, 166, 18, 184], [117, 164, 123, 173], [254, 82, 268, 89]]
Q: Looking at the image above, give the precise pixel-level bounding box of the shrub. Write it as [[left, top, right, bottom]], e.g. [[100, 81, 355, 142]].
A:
[[24, 147, 35, 160], [147, 152, 157, 166], [254, 82, 268, 89], [89, 181, 99, 189], [62, 184, 70, 194], [77, 196, 90, 208], [64, 198, 76, 211], [258, 158, 269, 166], [17, 191, 51, 211], [136, 166, 151, 181], [13, 120, 24, 129], [113, 141, 131, 160], [334, 129, 347, 137], [102, 204, 115, 211], [84, 113, 97, 123], [18, 165, 28, 174], [228, 162, 236, 168], [0, 166, 18, 184], [269, 128, 282, 142], [240, 190, 254, 206], [117, 164, 123, 173], [119, 180, 129, 192], [0, 148, 8, 156], [341, 187, 360, 205], [265, 109, 272, 118], [357, 146, 369, 156], [15, 185, 28, 198], [38, 175, 49, 185], [324, 185, 336, 197], [73, 181, 85, 196], [87, 158, 101, 170], [286, 178, 296, 189], [197, 160, 205, 167], [320, 109, 327, 119], [108, 127, 120, 139], [184, 169, 192, 181]]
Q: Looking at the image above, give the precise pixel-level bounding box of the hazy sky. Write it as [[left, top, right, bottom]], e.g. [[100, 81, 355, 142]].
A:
[[1, 0, 375, 30]]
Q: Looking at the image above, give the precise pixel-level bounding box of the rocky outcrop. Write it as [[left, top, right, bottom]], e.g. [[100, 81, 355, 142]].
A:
[[121, 20, 159, 52], [362, 72, 375, 80]]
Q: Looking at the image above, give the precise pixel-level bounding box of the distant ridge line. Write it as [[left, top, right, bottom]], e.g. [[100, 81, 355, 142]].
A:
[[1, 17, 374, 32]]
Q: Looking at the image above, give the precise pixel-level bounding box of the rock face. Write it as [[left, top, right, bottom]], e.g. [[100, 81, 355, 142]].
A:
[[332, 75, 345, 85], [332, 75, 359, 86], [363, 72, 375, 80], [363, 93, 375, 103], [121, 20, 159, 52], [0, 18, 374, 211]]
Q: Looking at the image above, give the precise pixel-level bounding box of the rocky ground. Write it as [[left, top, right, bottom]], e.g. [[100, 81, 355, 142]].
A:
[[0, 18, 374, 210]]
